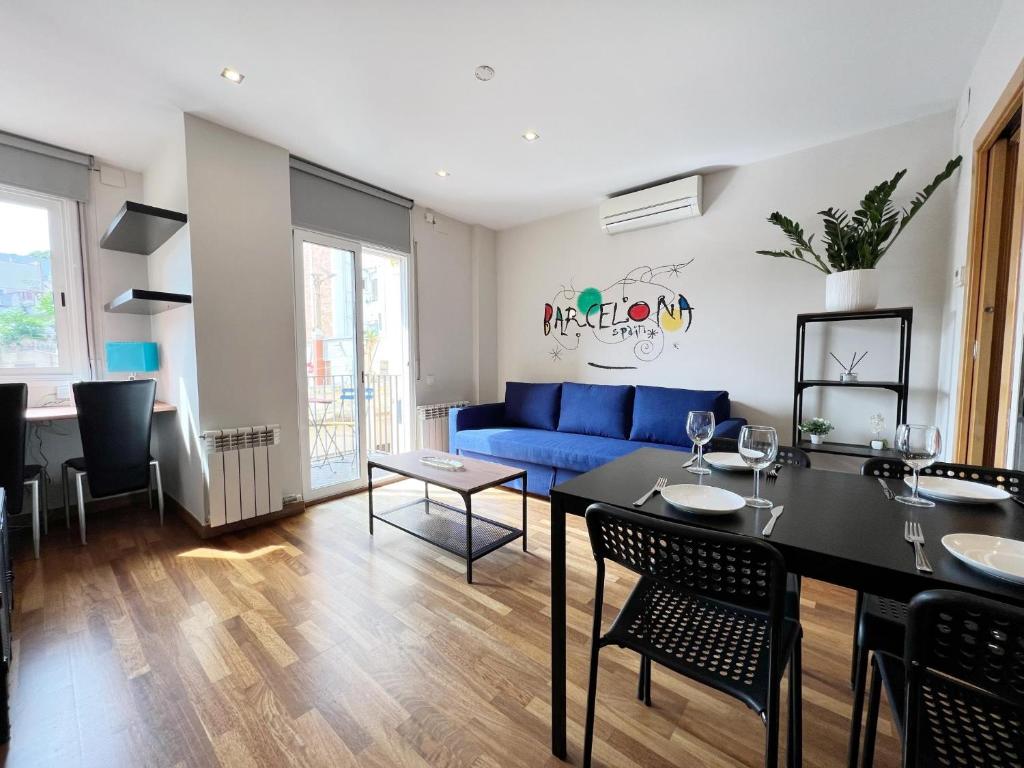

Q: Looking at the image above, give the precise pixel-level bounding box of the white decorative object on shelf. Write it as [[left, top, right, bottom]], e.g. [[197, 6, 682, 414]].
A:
[[825, 269, 879, 312], [870, 413, 887, 450]]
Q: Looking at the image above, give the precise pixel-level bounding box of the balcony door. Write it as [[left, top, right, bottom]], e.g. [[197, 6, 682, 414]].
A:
[[292, 229, 412, 500]]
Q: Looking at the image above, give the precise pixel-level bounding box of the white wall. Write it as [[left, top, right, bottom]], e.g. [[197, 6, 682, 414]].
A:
[[413, 206, 476, 405], [497, 111, 958, 451], [183, 115, 301, 500], [471, 224, 499, 404], [937, 2, 1024, 462], [145, 119, 206, 519]]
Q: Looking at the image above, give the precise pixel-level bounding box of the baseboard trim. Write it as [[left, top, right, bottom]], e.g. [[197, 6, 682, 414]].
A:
[[169, 495, 307, 539]]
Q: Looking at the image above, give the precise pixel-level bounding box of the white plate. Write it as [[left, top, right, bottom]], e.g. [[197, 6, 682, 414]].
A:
[[942, 534, 1024, 584], [660, 484, 746, 516], [903, 476, 1010, 504], [419, 456, 465, 472], [702, 452, 751, 472]]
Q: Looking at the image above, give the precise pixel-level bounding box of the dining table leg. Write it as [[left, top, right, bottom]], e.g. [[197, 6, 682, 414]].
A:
[[551, 493, 567, 759]]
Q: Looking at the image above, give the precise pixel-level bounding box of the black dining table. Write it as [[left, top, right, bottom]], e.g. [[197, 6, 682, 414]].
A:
[[548, 447, 1024, 759]]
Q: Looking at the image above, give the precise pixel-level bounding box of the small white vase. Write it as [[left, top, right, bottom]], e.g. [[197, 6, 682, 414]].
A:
[[809, 434, 824, 445], [825, 269, 879, 312]]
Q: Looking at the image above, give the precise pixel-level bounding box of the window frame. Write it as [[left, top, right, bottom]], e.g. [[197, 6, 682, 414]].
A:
[[0, 183, 89, 386]]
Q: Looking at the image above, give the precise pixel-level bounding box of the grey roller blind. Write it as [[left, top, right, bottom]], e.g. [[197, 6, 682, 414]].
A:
[[289, 157, 413, 253], [0, 131, 92, 201]]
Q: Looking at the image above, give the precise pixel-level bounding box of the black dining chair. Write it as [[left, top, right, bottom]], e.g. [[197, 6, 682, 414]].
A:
[[0, 384, 46, 558], [708, 437, 812, 468], [62, 380, 163, 545], [582, 503, 802, 768], [849, 459, 1024, 767], [863, 590, 1024, 767]]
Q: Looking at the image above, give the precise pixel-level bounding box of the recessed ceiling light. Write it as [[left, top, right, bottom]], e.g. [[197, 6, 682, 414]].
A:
[[474, 65, 495, 82], [436, 169, 450, 177], [220, 67, 245, 84], [522, 130, 540, 142]]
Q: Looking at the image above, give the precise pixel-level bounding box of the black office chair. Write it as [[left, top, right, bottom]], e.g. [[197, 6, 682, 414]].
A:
[[707, 437, 812, 468], [0, 384, 46, 558], [582, 503, 802, 768], [849, 459, 1024, 767], [864, 590, 1024, 767], [62, 380, 163, 545]]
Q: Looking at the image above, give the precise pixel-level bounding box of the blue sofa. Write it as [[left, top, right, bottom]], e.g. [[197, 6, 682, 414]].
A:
[[449, 382, 746, 497]]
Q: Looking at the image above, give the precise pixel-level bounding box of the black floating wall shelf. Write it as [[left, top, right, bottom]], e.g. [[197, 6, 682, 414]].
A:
[[105, 289, 192, 315], [99, 201, 187, 255]]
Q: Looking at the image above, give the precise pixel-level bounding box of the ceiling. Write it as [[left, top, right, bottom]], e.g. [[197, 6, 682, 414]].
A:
[[0, 0, 1002, 229]]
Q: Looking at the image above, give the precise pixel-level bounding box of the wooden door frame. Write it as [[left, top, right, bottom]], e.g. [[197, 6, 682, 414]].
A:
[[953, 59, 1024, 464]]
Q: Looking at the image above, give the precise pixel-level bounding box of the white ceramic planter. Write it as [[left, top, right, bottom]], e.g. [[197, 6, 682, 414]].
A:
[[825, 269, 879, 312], [809, 434, 824, 445]]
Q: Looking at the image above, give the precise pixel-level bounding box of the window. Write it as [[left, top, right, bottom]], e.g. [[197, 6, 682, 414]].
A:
[[0, 184, 87, 382]]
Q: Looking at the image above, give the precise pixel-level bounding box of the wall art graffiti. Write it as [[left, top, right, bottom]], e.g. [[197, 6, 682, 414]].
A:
[[543, 262, 694, 369]]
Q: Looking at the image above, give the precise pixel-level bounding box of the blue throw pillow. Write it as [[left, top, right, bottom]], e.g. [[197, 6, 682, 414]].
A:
[[557, 383, 634, 439], [505, 382, 562, 430], [629, 385, 730, 446]]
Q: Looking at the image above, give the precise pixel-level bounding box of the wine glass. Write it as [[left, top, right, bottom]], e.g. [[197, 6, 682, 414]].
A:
[[686, 411, 715, 475], [739, 425, 778, 508], [894, 424, 941, 507]]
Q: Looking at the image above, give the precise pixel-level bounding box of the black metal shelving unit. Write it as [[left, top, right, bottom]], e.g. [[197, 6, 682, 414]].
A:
[[792, 306, 913, 460]]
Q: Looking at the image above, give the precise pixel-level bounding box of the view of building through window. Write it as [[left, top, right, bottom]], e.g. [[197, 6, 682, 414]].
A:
[[0, 198, 57, 370], [301, 239, 411, 490]]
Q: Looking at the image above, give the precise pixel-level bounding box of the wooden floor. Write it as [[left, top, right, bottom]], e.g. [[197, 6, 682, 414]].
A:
[[2, 481, 900, 767]]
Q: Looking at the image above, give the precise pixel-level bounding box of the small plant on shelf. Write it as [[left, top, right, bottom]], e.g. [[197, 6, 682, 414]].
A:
[[798, 417, 834, 445]]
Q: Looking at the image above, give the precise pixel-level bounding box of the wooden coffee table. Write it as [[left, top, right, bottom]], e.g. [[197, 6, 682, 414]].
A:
[[367, 450, 527, 583]]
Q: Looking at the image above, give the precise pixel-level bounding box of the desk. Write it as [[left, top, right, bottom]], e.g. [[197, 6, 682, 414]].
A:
[[26, 400, 176, 422]]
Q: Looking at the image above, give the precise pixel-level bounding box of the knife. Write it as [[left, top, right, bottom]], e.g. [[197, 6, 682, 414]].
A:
[[681, 455, 697, 469], [762, 506, 784, 537], [877, 477, 895, 500]]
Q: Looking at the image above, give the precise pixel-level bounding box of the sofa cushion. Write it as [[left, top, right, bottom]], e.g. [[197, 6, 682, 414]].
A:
[[452, 427, 687, 474], [629, 385, 730, 446], [557, 382, 634, 439], [505, 382, 561, 430]]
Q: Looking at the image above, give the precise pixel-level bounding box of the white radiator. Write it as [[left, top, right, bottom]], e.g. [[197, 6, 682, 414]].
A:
[[417, 401, 468, 452], [202, 425, 282, 528]]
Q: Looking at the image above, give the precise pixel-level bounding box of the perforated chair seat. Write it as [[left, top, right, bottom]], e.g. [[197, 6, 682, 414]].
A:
[[605, 576, 800, 715], [860, 594, 908, 654]]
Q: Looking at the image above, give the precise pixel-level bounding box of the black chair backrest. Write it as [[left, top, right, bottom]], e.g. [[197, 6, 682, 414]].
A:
[[905, 590, 1024, 763], [585, 502, 786, 614], [0, 384, 27, 518], [73, 380, 156, 498], [708, 436, 811, 468], [862, 459, 1024, 495]]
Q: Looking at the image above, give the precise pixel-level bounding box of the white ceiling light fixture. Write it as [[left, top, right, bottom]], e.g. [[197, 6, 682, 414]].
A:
[[220, 67, 245, 84], [522, 130, 540, 142], [474, 65, 495, 82], [436, 169, 450, 177]]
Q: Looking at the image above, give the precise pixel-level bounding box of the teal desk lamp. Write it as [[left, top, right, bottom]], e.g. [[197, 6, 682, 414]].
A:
[[106, 341, 159, 380]]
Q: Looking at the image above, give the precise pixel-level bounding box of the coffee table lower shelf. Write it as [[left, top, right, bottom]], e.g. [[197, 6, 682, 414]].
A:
[[373, 498, 523, 566]]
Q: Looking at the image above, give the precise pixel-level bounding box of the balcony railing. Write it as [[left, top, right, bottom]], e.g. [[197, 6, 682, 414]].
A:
[[307, 373, 406, 467]]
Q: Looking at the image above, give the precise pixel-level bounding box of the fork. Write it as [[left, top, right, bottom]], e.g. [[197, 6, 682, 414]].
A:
[[766, 463, 783, 483], [904, 521, 933, 573], [634, 477, 668, 507]]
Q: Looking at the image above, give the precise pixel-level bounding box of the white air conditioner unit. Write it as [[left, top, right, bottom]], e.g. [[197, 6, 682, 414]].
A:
[[599, 175, 703, 234]]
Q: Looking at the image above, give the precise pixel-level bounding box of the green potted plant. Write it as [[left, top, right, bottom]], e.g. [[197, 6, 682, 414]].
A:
[[798, 417, 834, 445], [756, 156, 961, 312]]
